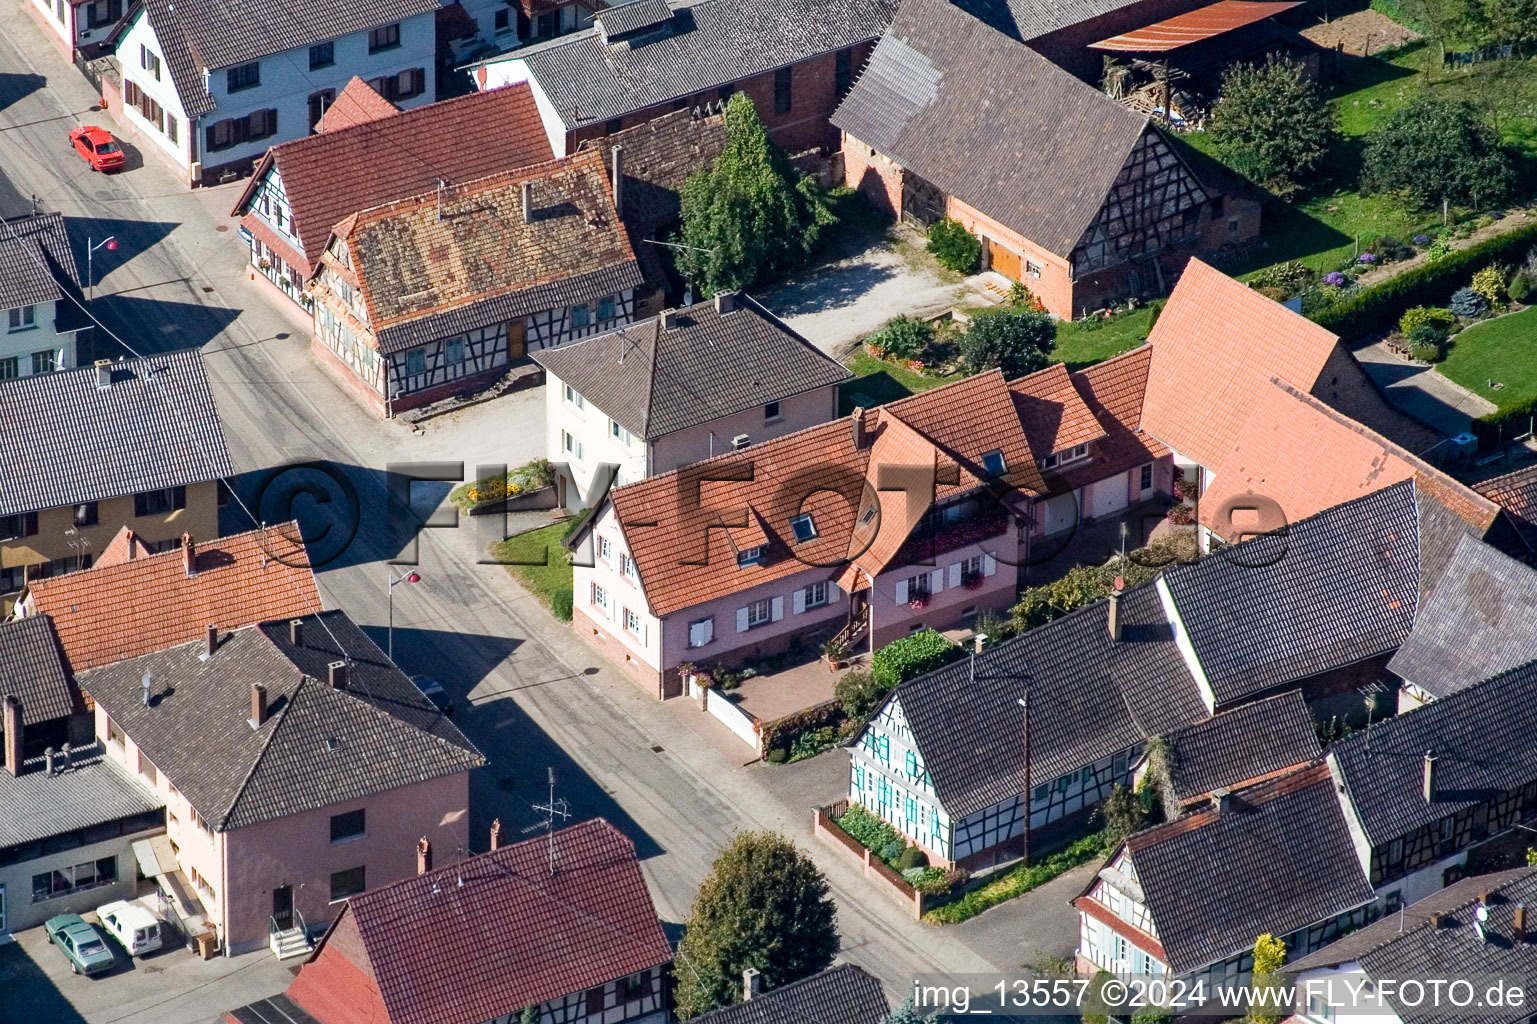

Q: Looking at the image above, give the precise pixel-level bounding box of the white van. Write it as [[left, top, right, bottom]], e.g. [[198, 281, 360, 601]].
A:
[[95, 901, 163, 956]]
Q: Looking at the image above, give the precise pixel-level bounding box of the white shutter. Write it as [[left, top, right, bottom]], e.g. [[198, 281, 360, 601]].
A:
[[793, 588, 806, 614], [983, 553, 997, 577], [948, 562, 962, 588], [702, 618, 714, 645], [929, 569, 944, 594], [829, 580, 842, 599], [770, 596, 784, 621], [736, 607, 750, 632], [894, 579, 908, 604]]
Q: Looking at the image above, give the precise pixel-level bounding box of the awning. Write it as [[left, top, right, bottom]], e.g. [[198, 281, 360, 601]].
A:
[[131, 834, 175, 878], [1088, 0, 1302, 52]]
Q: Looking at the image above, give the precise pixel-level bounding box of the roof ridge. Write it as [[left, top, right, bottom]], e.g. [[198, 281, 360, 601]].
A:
[[343, 150, 605, 231], [641, 318, 662, 438], [1126, 760, 1330, 851]]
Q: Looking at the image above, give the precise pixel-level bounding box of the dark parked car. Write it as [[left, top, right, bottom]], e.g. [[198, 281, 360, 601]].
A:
[[411, 675, 453, 715]]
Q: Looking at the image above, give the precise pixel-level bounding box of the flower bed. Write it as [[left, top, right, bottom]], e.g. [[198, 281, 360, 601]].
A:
[[922, 832, 1107, 924], [449, 459, 556, 511]]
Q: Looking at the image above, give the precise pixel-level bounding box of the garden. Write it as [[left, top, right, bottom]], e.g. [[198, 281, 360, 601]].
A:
[[448, 459, 556, 511], [491, 510, 585, 621]]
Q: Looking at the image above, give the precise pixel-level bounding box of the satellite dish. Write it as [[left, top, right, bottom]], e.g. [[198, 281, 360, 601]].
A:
[[1476, 905, 1490, 923], [1474, 920, 1488, 942]]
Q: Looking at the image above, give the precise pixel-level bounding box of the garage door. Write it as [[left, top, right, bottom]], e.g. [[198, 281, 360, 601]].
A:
[[1041, 491, 1079, 535], [989, 240, 1022, 282], [1092, 473, 1130, 518]]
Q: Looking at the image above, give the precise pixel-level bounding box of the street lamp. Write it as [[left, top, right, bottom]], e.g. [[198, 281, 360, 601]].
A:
[[86, 236, 118, 304], [387, 568, 421, 662]]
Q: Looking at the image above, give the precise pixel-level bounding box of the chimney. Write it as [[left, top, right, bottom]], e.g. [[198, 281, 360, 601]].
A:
[[1212, 787, 1232, 815], [490, 818, 502, 851], [611, 144, 624, 220], [714, 290, 736, 315], [45, 746, 56, 776], [250, 683, 268, 728], [205, 623, 218, 659], [851, 406, 869, 450], [1423, 750, 1439, 803], [743, 968, 762, 1001], [1108, 576, 1125, 642], [1515, 905, 1527, 943], [660, 308, 678, 330], [327, 660, 347, 689], [522, 180, 534, 223], [973, 633, 986, 655], [95, 358, 113, 390], [182, 533, 196, 577], [3, 696, 21, 777], [1429, 911, 1444, 929], [289, 618, 303, 647], [141, 672, 153, 707], [416, 836, 433, 875]]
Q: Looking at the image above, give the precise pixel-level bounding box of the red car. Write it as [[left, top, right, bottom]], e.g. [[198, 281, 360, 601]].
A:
[[70, 126, 125, 172]]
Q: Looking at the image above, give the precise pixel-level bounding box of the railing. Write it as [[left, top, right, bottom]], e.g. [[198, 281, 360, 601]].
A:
[[834, 603, 869, 652]]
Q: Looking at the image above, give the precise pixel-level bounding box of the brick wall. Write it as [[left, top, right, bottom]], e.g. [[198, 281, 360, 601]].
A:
[[948, 196, 1079, 318], [841, 133, 901, 218]]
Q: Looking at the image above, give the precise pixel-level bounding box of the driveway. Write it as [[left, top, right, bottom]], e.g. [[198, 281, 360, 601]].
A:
[[766, 227, 968, 355], [1351, 338, 1496, 439]]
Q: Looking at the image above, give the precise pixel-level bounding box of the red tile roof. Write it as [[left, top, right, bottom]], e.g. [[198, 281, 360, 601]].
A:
[[1057, 344, 1167, 490], [230, 84, 554, 277], [1007, 362, 1106, 456], [286, 819, 671, 1024], [317, 76, 398, 133], [23, 523, 323, 671], [95, 525, 158, 566], [1142, 258, 1342, 467]]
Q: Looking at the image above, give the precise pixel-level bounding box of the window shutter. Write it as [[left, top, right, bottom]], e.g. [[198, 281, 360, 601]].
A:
[[929, 568, 944, 594], [25, 512, 38, 537], [736, 607, 750, 632], [948, 562, 962, 588], [770, 596, 784, 621], [983, 554, 997, 577], [829, 580, 841, 599], [642, 623, 648, 646], [894, 579, 908, 604], [792, 588, 805, 614], [589, 581, 596, 605]]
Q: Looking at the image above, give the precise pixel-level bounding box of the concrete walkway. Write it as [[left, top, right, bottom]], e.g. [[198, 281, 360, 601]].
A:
[[1351, 338, 1497, 438]]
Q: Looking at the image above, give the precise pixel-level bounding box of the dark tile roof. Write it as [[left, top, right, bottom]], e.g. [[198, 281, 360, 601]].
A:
[[226, 995, 324, 1024], [337, 152, 644, 355], [1297, 869, 1537, 1024], [0, 211, 80, 310], [892, 584, 1206, 819], [511, 0, 895, 131], [0, 349, 232, 518], [1162, 689, 1320, 803], [949, 0, 1160, 42], [77, 611, 482, 831], [1124, 763, 1375, 974], [579, 107, 728, 233], [312, 819, 671, 1024], [0, 742, 163, 848], [691, 966, 890, 1024], [1331, 658, 1537, 848], [831, 0, 1149, 258], [0, 615, 76, 726], [233, 84, 554, 277], [532, 294, 848, 439], [1387, 534, 1537, 698], [1161, 481, 1422, 707], [1476, 463, 1537, 554]]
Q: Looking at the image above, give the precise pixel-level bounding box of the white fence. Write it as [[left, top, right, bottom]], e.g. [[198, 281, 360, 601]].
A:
[[686, 674, 761, 750]]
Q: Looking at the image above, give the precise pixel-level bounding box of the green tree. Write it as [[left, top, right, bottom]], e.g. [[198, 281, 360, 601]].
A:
[[1464, 0, 1537, 45], [959, 308, 1055, 377], [673, 831, 838, 1019], [520, 1007, 539, 1024], [1098, 784, 1146, 845], [1207, 55, 1336, 195], [880, 994, 939, 1024], [1362, 97, 1514, 211], [676, 93, 833, 294], [1249, 934, 1288, 1024]]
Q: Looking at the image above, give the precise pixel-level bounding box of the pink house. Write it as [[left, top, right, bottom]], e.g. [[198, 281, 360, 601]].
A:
[[78, 611, 483, 956], [568, 349, 1171, 698]]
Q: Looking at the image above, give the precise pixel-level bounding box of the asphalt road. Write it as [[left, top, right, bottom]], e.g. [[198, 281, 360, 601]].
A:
[[0, 14, 1080, 1021]]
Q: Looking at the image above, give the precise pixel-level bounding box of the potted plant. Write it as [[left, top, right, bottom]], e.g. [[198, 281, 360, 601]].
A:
[[909, 594, 930, 611], [963, 571, 985, 591], [822, 636, 849, 670]]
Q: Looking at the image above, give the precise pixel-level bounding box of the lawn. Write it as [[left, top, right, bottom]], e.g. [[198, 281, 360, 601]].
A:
[[492, 521, 575, 617], [1053, 306, 1156, 369], [1437, 307, 1537, 414]]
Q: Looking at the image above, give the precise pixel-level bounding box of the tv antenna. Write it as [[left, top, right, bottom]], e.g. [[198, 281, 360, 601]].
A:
[[530, 767, 570, 876]]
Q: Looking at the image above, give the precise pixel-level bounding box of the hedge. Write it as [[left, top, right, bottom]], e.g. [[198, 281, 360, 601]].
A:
[[922, 832, 1106, 924], [1310, 219, 1537, 340], [871, 629, 965, 688]]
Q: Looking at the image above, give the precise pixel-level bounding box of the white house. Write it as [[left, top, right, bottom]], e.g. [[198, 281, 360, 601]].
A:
[[446, 0, 594, 62], [26, 0, 128, 59], [0, 212, 89, 380], [109, 0, 439, 187], [531, 292, 849, 510]]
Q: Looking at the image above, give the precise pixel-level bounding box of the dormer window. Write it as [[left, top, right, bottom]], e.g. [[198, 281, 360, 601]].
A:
[[861, 505, 877, 525], [736, 545, 765, 567], [790, 514, 817, 542], [1041, 443, 1089, 470], [764, 400, 782, 422], [981, 449, 1006, 476]]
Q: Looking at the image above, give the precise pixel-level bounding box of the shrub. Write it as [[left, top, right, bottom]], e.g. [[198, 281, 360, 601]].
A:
[[896, 845, 929, 870], [1450, 286, 1490, 319], [1510, 271, 1532, 303], [550, 587, 573, 621], [871, 629, 965, 688], [1413, 234, 1432, 246], [973, 609, 1016, 644], [1406, 322, 1448, 359], [1408, 341, 1443, 363], [834, 670, 891, 721], [879, 839, 905, 863], [1251, 259, 1316, 295], [1399, 305, 1455, 335], [958, 307, 1056, 377], [1374, 236, 1414, 262], [1361, 97, 1514, 211], [870, 314, 932, 360], [1207, 55, 1336, 194], [836, 804, 902, 854], [926, 219, 981, 273], [765, 747, 788, 764], [1472, 265, 1508, 305], [1146, 298, 1166, 332]]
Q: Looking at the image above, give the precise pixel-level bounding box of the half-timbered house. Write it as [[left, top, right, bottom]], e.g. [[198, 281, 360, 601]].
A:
[[306, 150, 643, 417], [834, 0, 1259, 319]]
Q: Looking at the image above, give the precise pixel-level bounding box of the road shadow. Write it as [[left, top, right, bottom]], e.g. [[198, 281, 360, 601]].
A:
[[0, 943, 91, 1024], [764, 258, 898, 318], [356, 624, 522, 696], [61, 214, 178, 277], [0, 71, 47, 116], [84, 294, 240, 357]]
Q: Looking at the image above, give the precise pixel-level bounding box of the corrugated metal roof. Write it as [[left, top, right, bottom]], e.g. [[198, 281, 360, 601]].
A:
[[0, 744, 163, 848], [1088, 0, 1301, 51]]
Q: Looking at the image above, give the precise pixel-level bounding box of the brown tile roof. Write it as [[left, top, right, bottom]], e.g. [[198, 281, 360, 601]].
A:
[[1143, 258, 1342, 468], [287, 819, 671, 1024], [336, 151, 644, 355], [883, 370, 1047, 499], [1007, 363, 1105, 456], [231, 85, 554, 277], [24, 523, 323, 672], [317, 76, 398, 133], [95, 525, 158, 566], [580, 108, 728, 234], [1060, 345, 1168, 488], [1475, 463, 1537, 553]]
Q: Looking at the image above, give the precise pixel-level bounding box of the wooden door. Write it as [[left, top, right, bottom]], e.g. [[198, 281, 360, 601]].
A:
[[507, 320, 526, 360], [989, 240, 1022, 282]]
